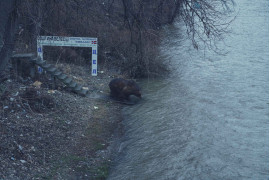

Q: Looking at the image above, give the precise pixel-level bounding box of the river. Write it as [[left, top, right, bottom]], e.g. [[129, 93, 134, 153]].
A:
[[108, 0, 269, 179]]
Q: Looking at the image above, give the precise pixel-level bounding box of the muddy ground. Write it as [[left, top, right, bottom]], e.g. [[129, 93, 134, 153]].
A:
[[0, 62, 125, 179]]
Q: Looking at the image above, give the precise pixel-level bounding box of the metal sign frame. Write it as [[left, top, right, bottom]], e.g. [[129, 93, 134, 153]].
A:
[[37, 36, 98, 76]]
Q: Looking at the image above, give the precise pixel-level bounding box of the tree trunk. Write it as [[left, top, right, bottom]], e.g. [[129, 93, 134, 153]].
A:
[[0, 0, 19, 74]]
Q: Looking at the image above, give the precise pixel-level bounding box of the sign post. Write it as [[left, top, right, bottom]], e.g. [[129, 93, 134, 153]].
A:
[[37, 36, 98, 76]]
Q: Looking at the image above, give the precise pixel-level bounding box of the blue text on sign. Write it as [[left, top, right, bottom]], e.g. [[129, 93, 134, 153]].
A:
[[38, 66, 43, 73]]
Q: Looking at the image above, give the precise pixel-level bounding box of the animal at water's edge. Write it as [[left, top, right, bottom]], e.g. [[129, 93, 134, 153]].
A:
[[109, 78, 141, 100]]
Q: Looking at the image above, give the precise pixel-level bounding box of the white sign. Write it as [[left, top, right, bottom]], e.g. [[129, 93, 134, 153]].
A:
[[37, 36, 98, 76]]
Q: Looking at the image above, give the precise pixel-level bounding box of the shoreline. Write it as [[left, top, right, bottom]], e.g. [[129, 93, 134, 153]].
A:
[[0, 62, 125, 179]]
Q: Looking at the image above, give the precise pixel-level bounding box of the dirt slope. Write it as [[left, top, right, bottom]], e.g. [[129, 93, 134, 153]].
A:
[[0, 63, 124, 179]]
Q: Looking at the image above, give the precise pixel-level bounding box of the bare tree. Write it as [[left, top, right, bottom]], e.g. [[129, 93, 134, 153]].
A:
[[180, 0, 236, 51], [5, 0, 235, 77], [0, 0, 20, 73]]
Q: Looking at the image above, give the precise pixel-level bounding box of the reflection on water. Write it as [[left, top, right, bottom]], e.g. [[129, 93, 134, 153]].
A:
[[108, 0, 268, 179]]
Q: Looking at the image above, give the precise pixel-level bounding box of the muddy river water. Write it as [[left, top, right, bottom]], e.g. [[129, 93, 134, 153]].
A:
[[108, 0, 268, 179]]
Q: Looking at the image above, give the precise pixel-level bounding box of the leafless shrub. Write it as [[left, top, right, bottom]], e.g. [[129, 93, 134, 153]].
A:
[[180, 0, 236, 52], [14, 0, 235, 77]]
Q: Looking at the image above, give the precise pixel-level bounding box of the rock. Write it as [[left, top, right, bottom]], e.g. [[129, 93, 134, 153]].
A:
[[14, 92, 19, 96], [30, 146, 36, 152], [20, 160, 26, 164], [47, 90, 56, 94], [32, 81, 42, 88]]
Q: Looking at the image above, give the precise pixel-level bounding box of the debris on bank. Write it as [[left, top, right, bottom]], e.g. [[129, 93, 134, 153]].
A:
[[0, 62, 123, 179]]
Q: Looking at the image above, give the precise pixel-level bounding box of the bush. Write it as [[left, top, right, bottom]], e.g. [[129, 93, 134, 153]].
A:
[[15, 0, 181, 78], [14, 0, 234, 77]]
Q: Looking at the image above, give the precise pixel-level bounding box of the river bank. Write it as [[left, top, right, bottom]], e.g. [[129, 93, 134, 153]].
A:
[[0, 62, 125, 179]]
